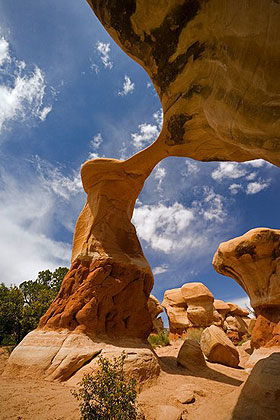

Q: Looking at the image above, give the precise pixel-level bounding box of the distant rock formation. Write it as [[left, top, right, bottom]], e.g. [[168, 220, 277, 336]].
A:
[[213, 228, 280, 349], [148, 295, 164, 334], [87, 0, 280, 166], [162, 283, 250, 343]]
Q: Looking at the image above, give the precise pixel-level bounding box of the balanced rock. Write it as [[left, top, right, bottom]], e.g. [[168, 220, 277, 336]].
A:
[[181, 282, 214, 327], [213, 228, 280, 348], [177, 339, 206, 370], [148, 295, 164, 333], [87, 0, 280, 167], [162, 288, 190, 337], [200, 325, 240, 368]]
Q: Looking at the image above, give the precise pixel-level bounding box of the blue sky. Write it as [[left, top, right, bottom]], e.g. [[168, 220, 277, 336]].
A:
[[1, 0, 279, 320]]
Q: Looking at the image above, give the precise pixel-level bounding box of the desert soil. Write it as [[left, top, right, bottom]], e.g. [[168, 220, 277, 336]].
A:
[[0, 342, 249, 420]]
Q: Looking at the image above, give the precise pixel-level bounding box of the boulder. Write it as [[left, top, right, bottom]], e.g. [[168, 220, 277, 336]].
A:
[[214, 300, 231, 320], [175, 387, 195, 404], [155, 405, 182, 420], [200, 325, 240, 368], [177, 339, 207, 370], [181, 283, 214, 327], [245, 346, 280, 370], [232, 353, 280, 419], [3, 329, 160, 387], [213, 228, 280, 349]]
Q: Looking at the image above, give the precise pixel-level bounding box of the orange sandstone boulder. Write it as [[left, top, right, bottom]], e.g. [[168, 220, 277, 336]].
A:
[[148, 295, 164, 333], [177, 339, 207, 370], [200, 325, 240, 368]]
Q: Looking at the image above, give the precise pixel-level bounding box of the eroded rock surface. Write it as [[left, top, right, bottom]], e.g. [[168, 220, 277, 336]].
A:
[[200, 325, 240, 368], [177, 339, 207, 370], [148, 295, 164, 334], [213, 228, 280, 349], [86, 0, 280, 166]]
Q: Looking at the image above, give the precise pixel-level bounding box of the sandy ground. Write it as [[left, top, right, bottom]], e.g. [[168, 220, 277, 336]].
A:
[[0, 342, 249, 420]]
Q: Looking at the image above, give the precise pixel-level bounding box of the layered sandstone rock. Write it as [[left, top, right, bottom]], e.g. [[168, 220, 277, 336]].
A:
[[148, 295, 164, 333], [86, 0, 280, 166], [162, 283, 214, 338], [181, 282, 214, 327], [200, 325, 240, 368], [5, 148, 169, 381], [213, 228, 280, 349]]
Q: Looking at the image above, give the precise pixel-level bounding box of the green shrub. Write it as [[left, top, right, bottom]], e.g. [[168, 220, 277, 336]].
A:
[[72, 352, 138, 420], [148, 330, 170, 348]]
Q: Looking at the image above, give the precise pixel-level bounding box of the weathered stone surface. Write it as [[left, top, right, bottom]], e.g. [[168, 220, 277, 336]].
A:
[[3, 330, 160, 386], [213, 228, 280, 349], [162, 288, 190, 337], [200, 325, 240, 368], [232, 353, 280, 419], [214, 299, 230, 319], [148, 295, 164, 333], [245, 346, 280, 370], [176, 387, 195, 404], [86, 0, 280, 166], [177, 339, 207, 370], [181, 282, 214, 327], [155, 405, 182, 420]]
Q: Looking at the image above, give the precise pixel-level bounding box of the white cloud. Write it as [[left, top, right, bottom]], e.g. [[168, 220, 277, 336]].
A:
[[91, 132, 103, 149], [246, 181, 269, 195], [133, 202, 195, 253], [153, 109, 163, 128], [39, 105, 52, 121], [229, 183, 242, 195], [35, 157, 83, 200], [0, 170, 72, 285], [0, 33, 52, 135], [118, 75, 135, 96], [246, 172, 256, 181], [131, 123, 159, 149], [230, 296, 254, 316], [244, 159, 266, 168], [96, 41, 113, 69], [212, 162, 247, 181], [182, 159, 200, 176], [199, 187, 226, 222], [154, 166, 166, 181], [0, 37, 10, 66], [153, 265, 168, 275]]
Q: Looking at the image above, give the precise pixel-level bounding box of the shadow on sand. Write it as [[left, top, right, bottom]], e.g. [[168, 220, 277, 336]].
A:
[[159, 355, 243, 387]]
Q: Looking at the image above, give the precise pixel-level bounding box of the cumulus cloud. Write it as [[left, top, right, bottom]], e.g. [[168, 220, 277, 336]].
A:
[[246, 181, 269, 195], [195, 187, 226, 223], [229, 183, 242, 195], [133, 202, 195, 253], [96, 41, 113, 69], [131, 123, 159, 150], [212, 162, 247, 181], [90, 132, 103, 150], [182, 159, 200, 176], [118, 75, 135, 96]]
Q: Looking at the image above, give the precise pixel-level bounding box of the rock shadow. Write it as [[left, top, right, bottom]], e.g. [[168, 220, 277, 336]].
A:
[[159, 355, 243, 387]]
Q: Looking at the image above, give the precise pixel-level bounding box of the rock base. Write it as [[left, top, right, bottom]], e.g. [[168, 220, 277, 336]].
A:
[[3, 329, 160, 388]]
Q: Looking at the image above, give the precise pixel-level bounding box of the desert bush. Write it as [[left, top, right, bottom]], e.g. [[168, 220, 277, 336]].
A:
[[72, 352, 138, 420], [183, 327, 204, 344], [148, 330, 170, 348]]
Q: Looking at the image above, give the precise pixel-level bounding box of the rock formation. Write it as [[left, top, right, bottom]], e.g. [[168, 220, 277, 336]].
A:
[[162, 283, 214, 338], [200, 325, 240, 368], [4, 145, 167, 382], [162, 284, 250, 343], [213, 228, 280, 349], [86, 0, 280, 166], [147, 295, 164, 333]]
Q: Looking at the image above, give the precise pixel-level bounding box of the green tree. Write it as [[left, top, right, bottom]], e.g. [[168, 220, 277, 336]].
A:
[[0, 283, 24, 344], [0, 266, 68, 345]]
